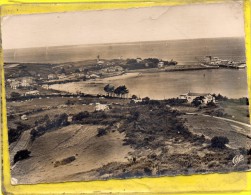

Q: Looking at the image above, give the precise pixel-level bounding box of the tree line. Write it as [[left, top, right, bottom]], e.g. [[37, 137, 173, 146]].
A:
[[104, 84, 129, 98]]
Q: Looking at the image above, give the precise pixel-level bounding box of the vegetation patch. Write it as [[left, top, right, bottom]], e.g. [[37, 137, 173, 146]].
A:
[[54, 156, 76, 167]]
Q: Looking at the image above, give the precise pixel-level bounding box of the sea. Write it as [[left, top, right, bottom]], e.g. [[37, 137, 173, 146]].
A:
[[4, 37, 248, 99], [4, 37, 246, 65]]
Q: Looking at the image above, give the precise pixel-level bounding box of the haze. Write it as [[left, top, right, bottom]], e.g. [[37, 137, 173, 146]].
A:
[[1, 1, 245, 49]]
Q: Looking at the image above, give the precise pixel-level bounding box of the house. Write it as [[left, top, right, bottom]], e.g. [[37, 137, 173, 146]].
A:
[[97, 60, 104, 65], [95, 104, 109, 111], [10, 81, 21, 89], [131, 99, 142, 103], [90, 74, 100, 79], [103, 66, 124, 73], [42, 84, 49, 89], [57, 74, 66, 79], [179, 92, 215, 103], [136, 58, 142, 63], [21, 115, 28, 120], [25, 90, 40, 96], [21, 77, 34, 87], [48, 74, 57, 80], [77, 73, 85, 78], [158, 61, 165, 68]]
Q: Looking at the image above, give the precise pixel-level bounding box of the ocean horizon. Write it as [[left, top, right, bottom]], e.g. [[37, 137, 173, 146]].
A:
[[4, 37, 246, 65]]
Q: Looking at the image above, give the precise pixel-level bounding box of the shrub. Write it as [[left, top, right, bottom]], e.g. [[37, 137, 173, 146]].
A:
[[16, 122, 30, 131], [14, 149, 31, 164], [131, 95, 138, 99], [211, 136, 229, 149], [11, 92, 21, 99], [207, 101, 217, 107], [165, 98, 187, 106], [213, 94, 228, 101], [72, 111, 90, 121], [54, 156, 76, 167], [130, 110, 140, 120], [97, 128, 107, 137], [8, 128, 21, 144], [191, 98, 203, 107], [144, 167, 152, 176]]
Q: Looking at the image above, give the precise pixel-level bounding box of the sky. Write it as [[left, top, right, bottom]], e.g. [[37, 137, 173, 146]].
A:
[[1, 1, 245, 49]]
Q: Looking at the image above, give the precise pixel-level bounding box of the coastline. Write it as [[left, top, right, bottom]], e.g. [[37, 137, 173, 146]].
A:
[[128, 65, 219, 73]]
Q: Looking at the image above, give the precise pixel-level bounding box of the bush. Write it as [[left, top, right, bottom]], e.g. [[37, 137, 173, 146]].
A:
[[213, 94, 228, 101], [207, 101, 217, 107], [165, 98, 187, 106], [54, 156, 76, 167], [131, 95, 138, 99], [14, 149, 31, 164], [11, 92, 21, 99], [192, 98, 203, 107], [211, 136, 229, 149], [97, 128, 107, 137], [8, 128, 21, 144], [72, 111, 90, 121], [130, 110, 140, 120]]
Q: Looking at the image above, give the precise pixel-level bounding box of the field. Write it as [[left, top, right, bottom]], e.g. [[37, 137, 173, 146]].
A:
[[8, 95, 251, 184]]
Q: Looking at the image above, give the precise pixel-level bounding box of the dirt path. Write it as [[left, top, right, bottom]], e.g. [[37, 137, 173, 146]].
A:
[[186, 113, 251, 133], [9, 129, 32, 165]]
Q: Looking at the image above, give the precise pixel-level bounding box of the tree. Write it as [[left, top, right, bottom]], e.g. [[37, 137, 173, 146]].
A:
[[72, 111, 90, 121], [191, 96, 205, 107], [104, 84, 115, 97], [119, 85, 129, 98], [142, 97, 150, 103], [114, 86, 122, 97], [114, 85, 129, 98], [168, 59, 178, 65], [132, 95, 138, 99]]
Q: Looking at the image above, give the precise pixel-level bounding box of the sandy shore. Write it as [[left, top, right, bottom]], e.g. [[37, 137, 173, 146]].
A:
[[92, 72, 141, 82], [49, 72, 141, 95]]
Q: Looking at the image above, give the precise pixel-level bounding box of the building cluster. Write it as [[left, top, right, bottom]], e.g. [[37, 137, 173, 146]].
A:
[[8, 77, 36, 90], [179, 92, 215, 104]]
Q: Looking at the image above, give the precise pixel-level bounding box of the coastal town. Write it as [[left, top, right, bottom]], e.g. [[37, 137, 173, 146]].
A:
[[4, 56, 251, 184]]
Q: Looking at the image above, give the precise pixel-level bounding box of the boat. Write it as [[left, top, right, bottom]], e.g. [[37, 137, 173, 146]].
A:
[[201, 56, 246, 69]]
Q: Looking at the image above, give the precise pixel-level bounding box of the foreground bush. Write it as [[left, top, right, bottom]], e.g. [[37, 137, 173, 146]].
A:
[[72, 111, 90, 121], [54, 156, 76, 167], [97, 128, 107, 137], [211, 136, 229, 149], [14, 149, 31, 164]]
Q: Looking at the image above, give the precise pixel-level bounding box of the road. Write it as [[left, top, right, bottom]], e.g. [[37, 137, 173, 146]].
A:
[[185, 112, 251, 136]]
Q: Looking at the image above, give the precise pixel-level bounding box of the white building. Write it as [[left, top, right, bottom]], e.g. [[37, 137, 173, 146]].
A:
[[42, 84, 49, 89], [57, 74, 66, 79], [179, 92, 215, 103], [90, 74, 100, 79], [136, 58, 142, 63], [48, 74, 57, 80], [25, 90, 40, 96], [21, 77, 34, 87], [95, 104, 109, 111], [10, 81, 20, 89], [158, 61, 165, 68]]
